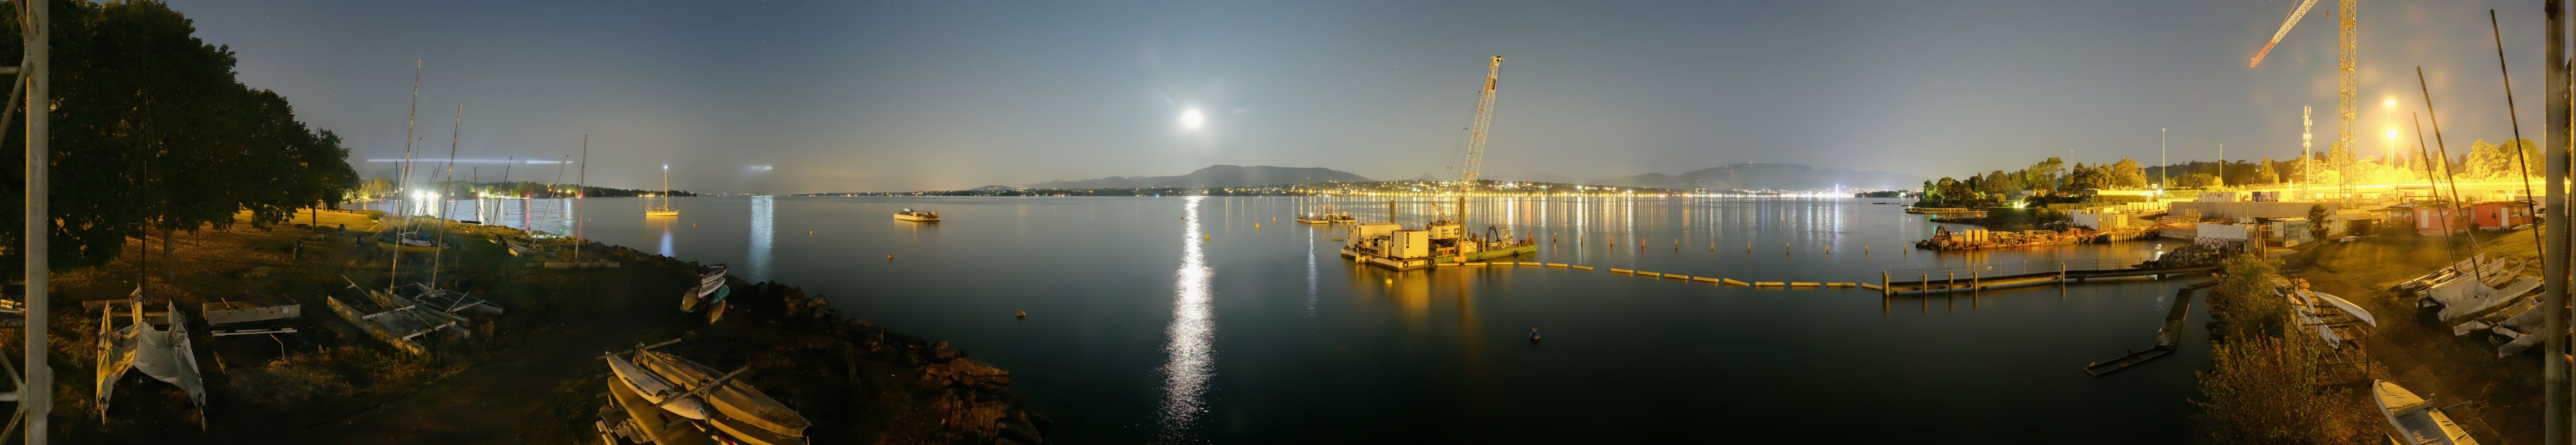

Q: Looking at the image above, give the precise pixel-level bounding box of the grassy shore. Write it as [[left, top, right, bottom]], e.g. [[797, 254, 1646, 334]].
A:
[[27, 209, 1047, 443]]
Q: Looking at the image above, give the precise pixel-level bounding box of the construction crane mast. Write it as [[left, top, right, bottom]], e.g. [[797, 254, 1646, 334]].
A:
[[1454, 56, 1503, 223], [2249, 0, 2320, 68], [2249, 0, 2358, 200]]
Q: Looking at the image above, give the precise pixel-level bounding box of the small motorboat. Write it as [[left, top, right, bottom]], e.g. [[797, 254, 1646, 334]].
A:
[[1528, 328, 1541, 342], [2373, 379, 2479, 445], [893, 209, 940, 222], [680, 264, 730, 312]]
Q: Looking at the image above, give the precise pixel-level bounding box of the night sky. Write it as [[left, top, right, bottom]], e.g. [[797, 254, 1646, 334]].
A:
[[170, 0, 2551, 193]]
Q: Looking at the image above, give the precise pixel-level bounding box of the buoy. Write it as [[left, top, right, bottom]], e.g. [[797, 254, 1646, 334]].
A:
[[886, 254, 893, 261], [809, 231, 814, 236], [1015, 311, 1026, 318], [1529, 328, 1542, 342], [1384, 278, 1394, 285]]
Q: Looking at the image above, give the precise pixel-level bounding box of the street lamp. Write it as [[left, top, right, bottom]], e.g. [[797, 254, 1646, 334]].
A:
[[2384, 99, 2398, 167]]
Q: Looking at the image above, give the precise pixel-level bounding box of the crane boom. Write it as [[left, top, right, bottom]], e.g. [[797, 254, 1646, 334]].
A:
[[2249, 0, 2320, 67], [1456, 56, 1502, 220]]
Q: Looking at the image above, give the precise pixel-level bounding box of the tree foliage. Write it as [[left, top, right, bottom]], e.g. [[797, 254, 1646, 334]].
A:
[[2107, 157, 2146, 189], [0, 0, 357, 271], [2192, 255, 2373, 444]]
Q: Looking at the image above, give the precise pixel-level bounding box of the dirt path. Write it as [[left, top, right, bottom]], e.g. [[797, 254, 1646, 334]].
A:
[[289, 255, 679, 443]]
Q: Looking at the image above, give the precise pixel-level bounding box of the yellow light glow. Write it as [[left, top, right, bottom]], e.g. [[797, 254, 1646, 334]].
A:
[[2386, 128, 2398, 139], [2383, 99, 2395, 108]]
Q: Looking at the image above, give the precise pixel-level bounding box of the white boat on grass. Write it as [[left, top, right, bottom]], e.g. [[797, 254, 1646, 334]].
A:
[[606, 353, 712, 420], [2374, 379, 2479, 445]]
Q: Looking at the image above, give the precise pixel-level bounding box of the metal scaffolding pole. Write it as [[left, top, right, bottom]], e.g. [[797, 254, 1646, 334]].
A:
[[20, 0, 48, 440], [2546, 0, 2569, 443]]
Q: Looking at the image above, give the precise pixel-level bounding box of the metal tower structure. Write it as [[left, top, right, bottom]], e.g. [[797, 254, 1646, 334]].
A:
[[1430, 56, 1502, 239], [1454, 56, 1503, 223], [2251, 0, 2358, 200]]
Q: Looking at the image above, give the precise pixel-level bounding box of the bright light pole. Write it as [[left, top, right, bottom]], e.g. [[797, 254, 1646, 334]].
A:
[[2159, 128, 2167, 195], [2385, 98, 2398, 167]]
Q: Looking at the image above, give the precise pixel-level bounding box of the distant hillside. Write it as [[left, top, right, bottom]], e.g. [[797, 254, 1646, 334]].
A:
[[967, 185, 1017, 191], [1592, 163, 1924, 191], [1027, 165, 1372, 189], [1404, 173, 1441, 181]]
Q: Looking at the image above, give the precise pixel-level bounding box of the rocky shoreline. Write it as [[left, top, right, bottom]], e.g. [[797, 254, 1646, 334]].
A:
[[536, 244, 1052, 444]]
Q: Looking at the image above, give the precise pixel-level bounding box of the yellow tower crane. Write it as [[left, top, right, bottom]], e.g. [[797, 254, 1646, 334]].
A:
[[2249, 0, 2358, 201]]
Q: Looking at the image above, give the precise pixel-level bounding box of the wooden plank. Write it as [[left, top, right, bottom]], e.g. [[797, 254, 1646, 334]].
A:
[[1519, 262, 1542, 266], [1693, 277, 1721, 283], [1790, 282, 1822, 287], [1754, 282, 1787, 287], [1570, 265, 1595, 270], [1545, 263, 1569, 268], [1826, 282, 1858, 287], [1608, 268, 1633, 274], [1723, 279, 1750, 286], [1640, 272, 1663, 278], [1665, 274, 1692, 280], [1859, 283, 1885, 290]]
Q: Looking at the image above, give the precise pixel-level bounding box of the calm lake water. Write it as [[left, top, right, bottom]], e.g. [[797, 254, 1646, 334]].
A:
[[379, 196, 2209, 443]]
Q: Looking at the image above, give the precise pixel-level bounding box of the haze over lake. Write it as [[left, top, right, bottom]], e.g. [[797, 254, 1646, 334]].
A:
[[384, 196, 2206, 443]]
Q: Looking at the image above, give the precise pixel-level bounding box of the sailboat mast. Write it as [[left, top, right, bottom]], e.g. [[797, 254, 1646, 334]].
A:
[[433, 105, 462, 287], [390, 60, 421, 290], [575, 136, 587, 262]]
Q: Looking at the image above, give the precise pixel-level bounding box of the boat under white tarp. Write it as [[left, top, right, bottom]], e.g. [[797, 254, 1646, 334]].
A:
[[94, 300, 206, 418], [2437, 278, 2539, 322]]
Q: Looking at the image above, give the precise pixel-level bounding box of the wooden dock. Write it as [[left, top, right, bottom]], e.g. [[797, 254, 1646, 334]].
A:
[[1879, 264, 2216, 294], [2083, 284, 2203, 377]]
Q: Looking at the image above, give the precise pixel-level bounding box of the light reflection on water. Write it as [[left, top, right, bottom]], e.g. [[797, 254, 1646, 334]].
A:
[[748, 196, 774, 282], [367, 195, 2204, 443], [1157, 196, 1215, 440]]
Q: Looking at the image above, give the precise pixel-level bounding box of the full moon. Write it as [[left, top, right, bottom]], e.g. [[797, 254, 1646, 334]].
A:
[[1180, 109, 1205, 129]]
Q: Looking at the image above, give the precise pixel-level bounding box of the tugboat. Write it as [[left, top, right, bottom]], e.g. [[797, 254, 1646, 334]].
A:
[[1430, 225, 1538, 264], [892, 209, 940, 222]]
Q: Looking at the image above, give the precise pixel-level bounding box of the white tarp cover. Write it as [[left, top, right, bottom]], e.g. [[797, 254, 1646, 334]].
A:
[[2423, 275, 2499, 309], [2439, 278, 2539, 321], [95, 302, 207, 416], [2503, 301, 2550, 333]]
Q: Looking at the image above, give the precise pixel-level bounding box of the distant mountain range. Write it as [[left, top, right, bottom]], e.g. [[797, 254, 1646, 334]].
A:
[[1592, 163, 1924, 191], [1027, 165, 1372, 189]]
